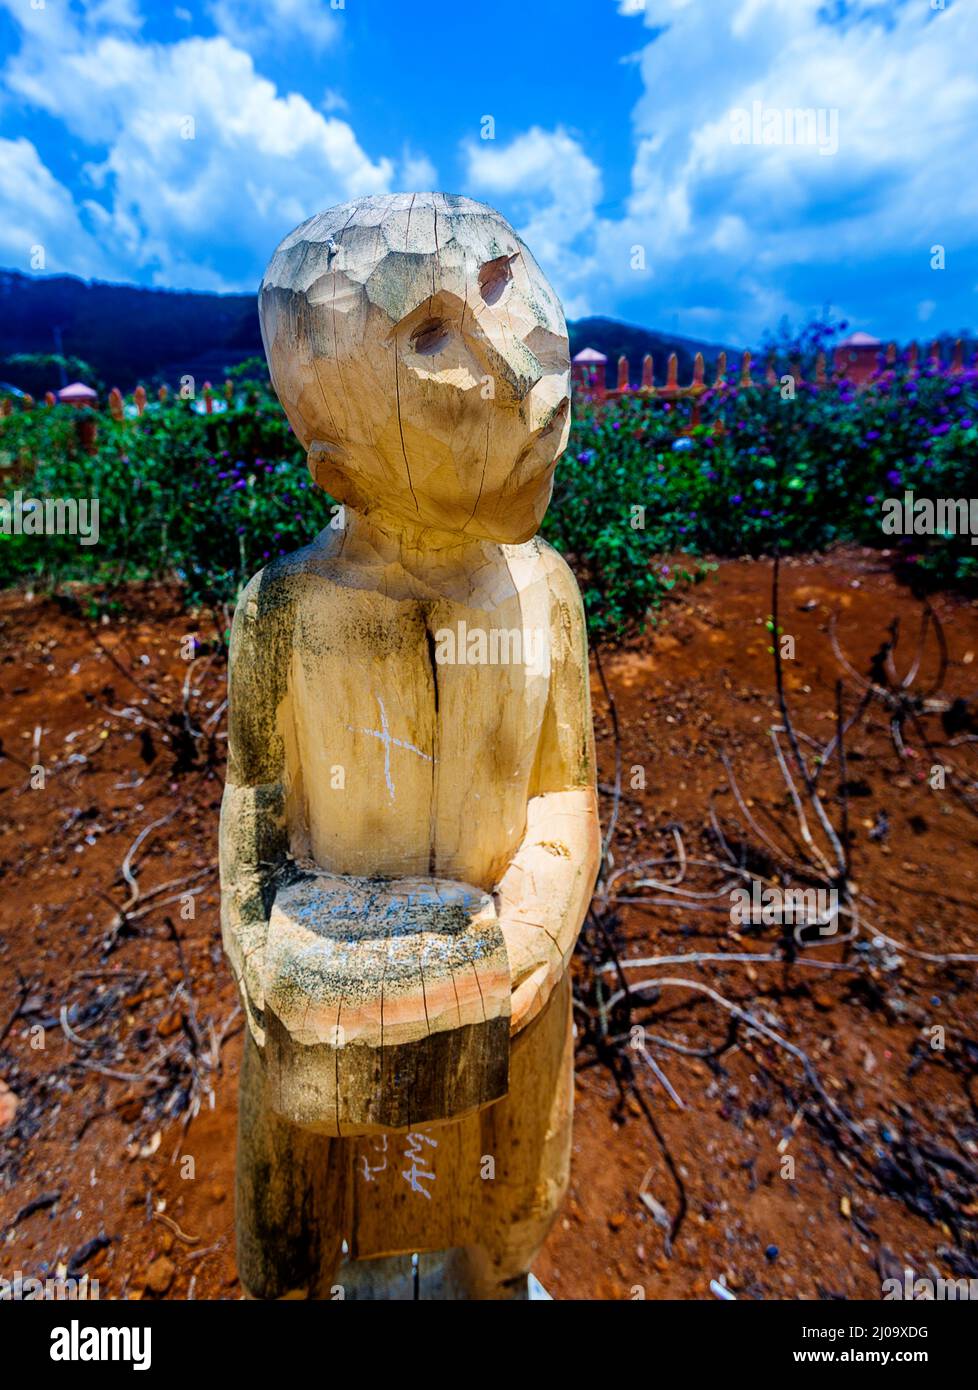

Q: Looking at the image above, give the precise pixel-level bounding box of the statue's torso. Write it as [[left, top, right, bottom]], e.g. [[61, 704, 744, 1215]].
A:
[[280, 537, 556, 889]]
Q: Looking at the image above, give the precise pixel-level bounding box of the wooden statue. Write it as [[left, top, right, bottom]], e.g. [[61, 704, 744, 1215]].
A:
[[220, 193, 600, 1300]]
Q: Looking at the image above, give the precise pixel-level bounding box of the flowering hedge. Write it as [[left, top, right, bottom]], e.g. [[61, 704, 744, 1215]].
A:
[[544, 363, 978, 631], [0, 384, 331, 606], [1, 358, 976, 633]]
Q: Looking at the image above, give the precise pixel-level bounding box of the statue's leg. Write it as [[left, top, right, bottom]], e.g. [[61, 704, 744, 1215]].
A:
[[462, 969, 574, 1299], [236, 1028, 348, 1300]]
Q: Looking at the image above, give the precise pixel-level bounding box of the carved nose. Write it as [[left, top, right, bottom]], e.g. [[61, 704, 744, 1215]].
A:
[[466, 331, 543, 406]]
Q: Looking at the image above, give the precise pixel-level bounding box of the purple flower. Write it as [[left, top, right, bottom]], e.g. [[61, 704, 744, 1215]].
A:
[[866, 430, 880, 441], [931, 423, 950, 436], [886, 470, 901, 486], [731, 493, 743, 505]]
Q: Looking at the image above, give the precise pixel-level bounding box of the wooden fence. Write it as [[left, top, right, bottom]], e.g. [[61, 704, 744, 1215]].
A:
[[575, 338, 974, 428], [0, 379, 236, 419]]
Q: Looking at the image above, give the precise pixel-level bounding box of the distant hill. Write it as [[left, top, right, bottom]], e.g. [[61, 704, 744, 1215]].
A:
[[569, 316, 730, 389], [0, 270, 728, 394], [0, 270, 261, 393]]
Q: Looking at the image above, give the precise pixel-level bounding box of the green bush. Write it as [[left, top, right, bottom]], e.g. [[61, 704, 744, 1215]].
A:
[[0, 386, 333, 605], [2, 357, 976, 635], [543, 362, 978, 632]]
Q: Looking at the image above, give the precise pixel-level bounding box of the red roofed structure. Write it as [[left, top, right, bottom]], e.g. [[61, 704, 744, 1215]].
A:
[[57, 381, 98, 406], [833, 332, 881, 388]]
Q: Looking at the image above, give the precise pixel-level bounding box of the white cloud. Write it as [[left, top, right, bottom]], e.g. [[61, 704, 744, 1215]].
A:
[[1, 0, 974, 342], [1, 18, 396, 289], [399, 150, 439, 191], [83, 0, 144, 28], [464, 126, 602, 316], [0, 137, 115, 278], [469, 0, 978, 340], [208, 0, 339, 54]]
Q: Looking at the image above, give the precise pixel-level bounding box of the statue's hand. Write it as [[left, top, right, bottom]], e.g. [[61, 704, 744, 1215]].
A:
[[492, 788, 602, 1034], [222, 909, 273, 1043]]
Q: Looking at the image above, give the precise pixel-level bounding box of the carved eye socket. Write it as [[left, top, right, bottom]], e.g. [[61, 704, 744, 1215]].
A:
[[479, 255, 514, 306], [409, 317, 451, 355]]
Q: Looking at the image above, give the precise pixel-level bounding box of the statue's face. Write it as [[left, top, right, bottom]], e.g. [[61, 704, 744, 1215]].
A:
[[259, 194, 570, 543]]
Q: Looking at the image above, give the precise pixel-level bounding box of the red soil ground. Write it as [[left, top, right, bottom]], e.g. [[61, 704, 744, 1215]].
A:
[[1, 547, 976, 1300]]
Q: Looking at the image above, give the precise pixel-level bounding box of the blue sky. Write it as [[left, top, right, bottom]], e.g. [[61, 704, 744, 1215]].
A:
[[0, 0, 975, 346]]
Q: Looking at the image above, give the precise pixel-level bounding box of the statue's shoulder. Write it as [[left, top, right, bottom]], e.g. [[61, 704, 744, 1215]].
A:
[[231, 547, 341, 666], [236, 538, 348, 623], [514, 537, 586, 615]]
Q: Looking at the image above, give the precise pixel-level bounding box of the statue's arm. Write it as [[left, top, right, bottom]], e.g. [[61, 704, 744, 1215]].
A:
[[219, 568, 294, 1042], [494, 553, 602, 1034]]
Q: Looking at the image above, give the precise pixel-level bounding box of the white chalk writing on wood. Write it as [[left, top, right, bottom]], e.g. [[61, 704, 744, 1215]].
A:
[[360, 1133, 388, 1183], [401, 1129, 437, 1199]]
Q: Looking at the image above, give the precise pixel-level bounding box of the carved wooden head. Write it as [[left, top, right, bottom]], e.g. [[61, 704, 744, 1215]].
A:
[[259, 193, 571, 543]]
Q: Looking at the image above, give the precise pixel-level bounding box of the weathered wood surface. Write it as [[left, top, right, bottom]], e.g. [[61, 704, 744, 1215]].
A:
[[236, 970, 572, 1299], [222, 192, 600, 1295], [261, 875, 510, 1133], [348, 970, 574, 1279], [259, 192, 571, 544]]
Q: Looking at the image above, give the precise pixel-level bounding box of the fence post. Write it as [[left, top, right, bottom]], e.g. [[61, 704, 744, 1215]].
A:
[[77, 413, 98, 455], [617, 355, 629, 393], [641, 354, 654, 391]]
